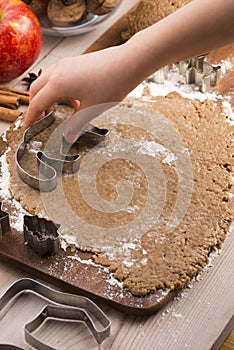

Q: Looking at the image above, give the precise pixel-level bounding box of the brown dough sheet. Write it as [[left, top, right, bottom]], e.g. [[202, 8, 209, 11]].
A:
[[5, 93, 234, 296]]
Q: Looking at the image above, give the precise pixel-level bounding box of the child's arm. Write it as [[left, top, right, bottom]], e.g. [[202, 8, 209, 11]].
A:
[[24, 0, 234, 130]]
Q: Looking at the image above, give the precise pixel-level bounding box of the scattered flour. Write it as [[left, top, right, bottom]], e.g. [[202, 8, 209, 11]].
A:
[[136, 140, 178, 164], [0, 147, 28, 232], [13, 116, 23, 131], [68, 254, 124, 289]]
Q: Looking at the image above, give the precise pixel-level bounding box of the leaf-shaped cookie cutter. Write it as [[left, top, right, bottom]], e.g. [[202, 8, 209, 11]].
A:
[[15, 110, 109, 192], [0, 278, 111, 349], [23, 215, 61, 257], [0, 202, 11, 242]]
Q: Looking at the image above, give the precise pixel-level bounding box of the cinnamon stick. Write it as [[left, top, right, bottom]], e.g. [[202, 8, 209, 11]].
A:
[[0, 106, 22, 122], [0, 85, 29, 106], [0, 84, 29, 96], [0, 90, 29, 105], [0, 94, 20, 109]]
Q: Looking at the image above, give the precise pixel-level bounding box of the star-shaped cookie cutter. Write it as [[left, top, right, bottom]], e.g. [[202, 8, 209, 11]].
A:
[[15, 110, 109, 192], [152, 55, 221, 92], [179, 55, 221, 92]]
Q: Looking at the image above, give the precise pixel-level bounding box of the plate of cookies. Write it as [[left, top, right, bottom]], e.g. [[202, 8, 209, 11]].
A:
[[23, 0, 123, 37]]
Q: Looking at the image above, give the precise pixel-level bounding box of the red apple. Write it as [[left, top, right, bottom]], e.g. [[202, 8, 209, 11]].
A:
[[0, 0, 42, 82]]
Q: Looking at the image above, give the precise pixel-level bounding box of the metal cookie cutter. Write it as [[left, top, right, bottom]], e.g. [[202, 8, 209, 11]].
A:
[[16, 110, 109, 192], [25, 304, 109, 350], [151, 65, 169, 84], [0, 202, 11, 242], [179, 55, 221, 92], [0, 278, 111, 349], [24, 215, 60, 257], [72, 123, 110, 147]]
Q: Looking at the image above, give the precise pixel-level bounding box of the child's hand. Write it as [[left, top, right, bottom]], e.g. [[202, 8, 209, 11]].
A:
[[24, 45, 133, 129]]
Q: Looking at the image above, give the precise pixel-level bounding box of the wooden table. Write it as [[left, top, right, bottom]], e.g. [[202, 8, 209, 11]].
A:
[[0, 1, 233, 349]]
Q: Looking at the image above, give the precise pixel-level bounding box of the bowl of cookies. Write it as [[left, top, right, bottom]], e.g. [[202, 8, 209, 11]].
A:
[[23, 0, 123, 36]]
